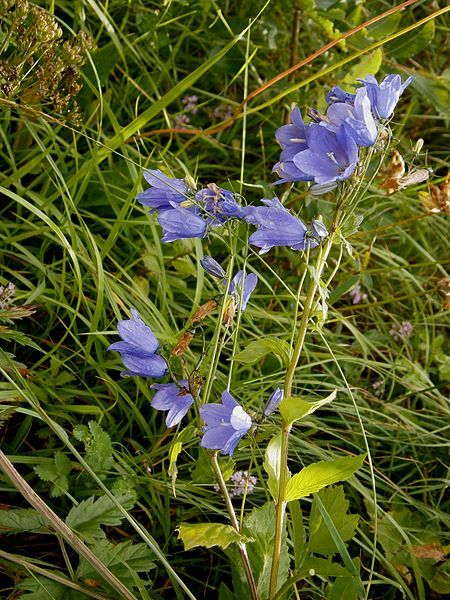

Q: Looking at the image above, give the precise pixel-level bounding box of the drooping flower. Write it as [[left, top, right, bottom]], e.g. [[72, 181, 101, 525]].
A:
[[229, 270, 258, 311], [325, 86, 356, 105], [244, 198, 309, 254], [273, 107, 313, 184], [293, 124, 358, 185], [200, 391, 252, 456], [137, 169, 188, 211], [108, 307, 167, 378], [150, 381, 194, 427], [201, 256, 226, 279], [325, 87, 378, 147], [263, 387, 283, 416], [157, 206, 207, 242], [359, 74, 414, 119], [196, 183, 246, 224], [201, 257, 257, 311]]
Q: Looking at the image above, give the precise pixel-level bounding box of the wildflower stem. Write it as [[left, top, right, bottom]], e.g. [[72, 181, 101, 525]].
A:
[[210, 453, 259, 600], [268, 205, 342, 600]]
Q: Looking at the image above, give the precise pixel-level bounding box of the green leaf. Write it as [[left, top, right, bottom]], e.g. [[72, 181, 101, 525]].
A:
[[34, 451, 71, 498], [367, 12, 402, 39], [0, 508, 48, 534], [328, 275, 361, 304], [233, 338, 291, 367], [244, 502, 289, 598], [66, 494, 134, 542], [285, 455, 365, 501], [301, 557, 349, 578], [328, 574, 358, 600], [18, 576, 87, 599], [308, 486, 359, 555], [386, 19, 435, 60], [76, 539, 155, 590], [168, 425, 196, 496], [411, 72, 449, 118], [263, 433, 283, 499], [73, 421, 114, 475], [178, 522, 251, 551], [280, 390, 336, 426], [343, 48, 382, 85]]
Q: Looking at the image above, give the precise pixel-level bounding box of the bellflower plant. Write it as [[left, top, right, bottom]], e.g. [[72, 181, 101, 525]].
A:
[[108, 71, 416, 600], [108, 308, 167, 378]]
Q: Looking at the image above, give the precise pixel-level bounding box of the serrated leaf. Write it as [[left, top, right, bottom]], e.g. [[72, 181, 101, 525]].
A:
[[387, 19, 435, 60], [0, 328, 42, 350], [76, 539, 155, 590], [73, 421, 114, 474], [233, 338, 291, 367], [308, 486, 359, 555], [244, 502, 289, 597], [34, 451, 71, 498], [66, 494, 134, 542], [0, 508, 48, 534], [343, 48, 382, 85], [263, 433, 283, 499], [178, 522, 251, 550], [18, 576, 87, 599], [285, 455, 365, 501], [280, 390, 336, 426]]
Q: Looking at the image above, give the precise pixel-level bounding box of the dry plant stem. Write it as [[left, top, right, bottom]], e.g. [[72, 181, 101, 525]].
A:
[[210, 453, 259, 600], [0, 448, 137, 600], [268, 207, 342, 600]]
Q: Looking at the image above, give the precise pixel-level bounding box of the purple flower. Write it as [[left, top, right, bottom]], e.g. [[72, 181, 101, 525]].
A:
[[244, 198, 309, 254], [229, 270, 258, 311], [108, 308, 167, 378], [349, 285, 368, 305], [264, 388, 283, 416], [150, 381, 194, 427], [293, 124, 358, 185], [196, 183, 246, 223], [325, 87, 378, 147], [359, 74, 414, 119], [389, 321, 413, 342], [200, 391, 252, 456], [201, 256, 226, 279], [157, 206, 207, 242], [201, 257, 257, 311], [326, 86, 356, 105], [230, 470, 257, 497], [273, 107, 313, 184], [137, 169, 188, 211]]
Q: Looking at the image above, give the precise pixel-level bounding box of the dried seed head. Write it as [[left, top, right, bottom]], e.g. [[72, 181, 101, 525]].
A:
[[190, 299, 218, 324], [223, 296, 236, 327], [172, 331, 194, 357]]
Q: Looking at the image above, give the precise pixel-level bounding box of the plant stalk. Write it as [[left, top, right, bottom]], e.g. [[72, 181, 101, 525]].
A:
[[268, 207, 342, 599], [211, 453, 259, 600]]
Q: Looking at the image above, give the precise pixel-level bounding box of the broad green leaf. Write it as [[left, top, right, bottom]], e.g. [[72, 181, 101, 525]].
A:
[[328, 574, 358, 600], [367, 12, 402, 39], [76, 539, 155, 589], [411, 72, 449, 118], [386, 20, 435, 60], [18, 576, 87, 600], [280, 390, 336, 426], [0, 508, 48, 534], [301, 557, 349, 578], [308, 486, 359, 555], [263, 433, 283, 499], [34, 451, 71, 498], [233, 338, 291, 367], [285, 455, 365, 501], [66, 494, 134, 542], [244, 502, 289, 598], [343, 48, 382, 84], [178, 522, 250, 551]]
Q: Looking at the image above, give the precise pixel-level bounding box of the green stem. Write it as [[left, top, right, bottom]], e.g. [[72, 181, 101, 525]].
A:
[[210, 454, 259, 600], [268, 206, 342, 599]]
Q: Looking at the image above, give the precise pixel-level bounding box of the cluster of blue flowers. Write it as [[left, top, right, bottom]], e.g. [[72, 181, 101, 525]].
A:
[[273, 74, 413, 187], [110, 73, 413, 455]]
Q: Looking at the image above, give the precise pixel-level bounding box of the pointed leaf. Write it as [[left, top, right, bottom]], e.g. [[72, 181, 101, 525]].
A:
[[263, 433, 283, 499], [0, 508, 48, 534], [285, 455, 365, 501], [280, 390, 336, 426], [233, 338, 291, 367], [66, 494, 134, 542], [178, 522, 251, 550]]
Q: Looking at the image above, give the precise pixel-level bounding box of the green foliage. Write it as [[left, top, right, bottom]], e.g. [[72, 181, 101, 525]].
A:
[[279, 390, 336, 426], [285, 455, 365, 501], [0, 508, 48, 534], [308, 486, 359, 555], [65, 494, 135, 542], [233, 338, 291, 367], [263, 433, 283, 499], [72, 421, 114, 475], [178, 522, 251, 550], [34, 451, 71, 498]]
